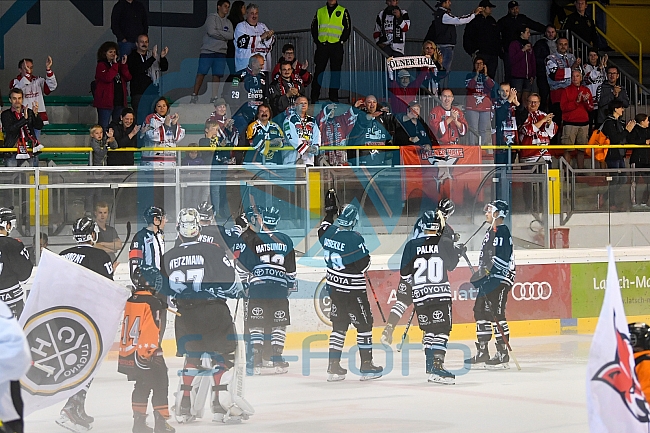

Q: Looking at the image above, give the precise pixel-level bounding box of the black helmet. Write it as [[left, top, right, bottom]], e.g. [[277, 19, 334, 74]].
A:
[[421, 209, 445, 234], [262, 206, 281, 228], [485, 200, 509, 219], [143, 206, 165, 225], [335, 204, 359, 228], [0, 207, 16, 233], [196, 201, 214, 222], [629, 322, 650, 351], [438, 198, 455, 218], [72, 216, 98, 243]]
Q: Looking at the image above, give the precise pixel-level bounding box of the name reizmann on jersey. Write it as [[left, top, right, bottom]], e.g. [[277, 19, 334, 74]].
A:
[[319, 221, 370, 291]]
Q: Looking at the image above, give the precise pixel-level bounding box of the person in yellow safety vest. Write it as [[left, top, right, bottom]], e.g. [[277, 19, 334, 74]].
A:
[[310, 0, 351, 104]]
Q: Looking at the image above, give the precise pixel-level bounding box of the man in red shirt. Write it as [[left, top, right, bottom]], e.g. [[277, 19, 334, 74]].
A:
[[560, 69, 593, 169], [428, 88, 468, 145]]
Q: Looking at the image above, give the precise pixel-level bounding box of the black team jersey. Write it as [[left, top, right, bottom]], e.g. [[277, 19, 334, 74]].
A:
[[60, 244, 114, 280], [318, 218, 370, 292]]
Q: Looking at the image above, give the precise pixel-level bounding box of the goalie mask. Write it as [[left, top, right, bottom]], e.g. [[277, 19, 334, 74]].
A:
[[72, 216, 99, 244], [177, 208, 201, 239], [0, 207, 17, 234]]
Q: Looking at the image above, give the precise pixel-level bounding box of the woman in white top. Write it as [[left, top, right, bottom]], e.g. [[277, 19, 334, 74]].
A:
[[583, 49, 607, 132], [140, 97, 185, 166]]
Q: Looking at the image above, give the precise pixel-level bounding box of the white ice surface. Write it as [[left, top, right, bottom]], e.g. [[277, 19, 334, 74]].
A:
[[25, 335, 591, 433]]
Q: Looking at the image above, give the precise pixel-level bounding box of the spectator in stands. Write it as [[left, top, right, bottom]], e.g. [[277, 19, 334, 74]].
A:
[[498, 1, 545, 81], [374, 0, 410, 57], [107, 107, 139, 166], [462, 0, 500, 79], [596, 65, 629, 126], [190, 0, 233, 104], [10, 57, 57, 138], [583, 49, 607, 131], [601, 100, 635, 210], [245, 103, 284, 164], [560, 70, 593, 169], [207, 98, 239, 157], [546, 37, 579, 142], [181, 142, 206, 166], [111, 0, 148, 57], [93, 41, 132, 130], [424, 0, 482, 82], [226, 1, 246, 77], [493, 82, 521, 164], [94, 201, 122, 262], [127, 34, 169, 122], [311, 0, 352, 104], [227, 54, 269, 149], [629, 113, 650, 205], [283, 96, 321, 166], [140, 97, 185, 166], [519, 93, 557, 166], [550, 0, 571, 28], [562, 0, 598, 49], [350, 95, 397, 165], [465, 56, 495, 146], [201, 119, 235, 216], [181, 142, 209, 209], [89, 124, 117, 166], [2, 88, 44, 167], [271, 44, 312, 86], [509, 26, 536, 109], [428, 88, 468, 145], [316, 102, 357, 166], [519, 93, 557, 211], [234, 3, 275, 73], [389, 69, 428, 116], [269, 61, 305, 116], [533, 25, 558, 113], [395, 101, 434, 149], [420, 41, 443, 96]]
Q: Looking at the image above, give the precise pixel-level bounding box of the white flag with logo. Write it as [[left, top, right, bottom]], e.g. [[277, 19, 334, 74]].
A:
[[586, 246, 650, 432], [18, 249, 130, 415]]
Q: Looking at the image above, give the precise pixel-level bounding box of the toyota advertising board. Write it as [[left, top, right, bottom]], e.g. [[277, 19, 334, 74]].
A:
[[365, 263, 572, 324], [571, 261, 650, 317]]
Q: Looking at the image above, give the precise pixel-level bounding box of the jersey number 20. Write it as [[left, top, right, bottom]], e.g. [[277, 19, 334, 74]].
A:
[[413, 257, 443, 284]]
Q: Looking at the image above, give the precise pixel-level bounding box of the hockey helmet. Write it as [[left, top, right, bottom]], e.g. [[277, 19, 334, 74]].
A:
[[629, 322, 650, 351], [177, 208, 201, 239], [438, 198, 455, 218], [0, 207, 16, 234], [72, 216, 99, 244], [196, 201, 214, 222], [421, 209, 445, 234], [262, 206, 281, 229], [144, 206, 166, 225], [335, 204, 359, 229], [485, 200, 509, 219], [245, 205, 263, 223]]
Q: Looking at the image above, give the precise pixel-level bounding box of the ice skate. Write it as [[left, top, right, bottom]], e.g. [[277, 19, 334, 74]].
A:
[[271, 347, 289, 374], [175, 396, 195, 424], [327, 360, 347, 382], [465, 342, 490, 369], [486, 343, 510, 370], [428, 359, 455, 385], [131, 413, 153, 433], [153, 412, 175, 433], [56, 402, 92, 432], [252, 347, 263, 375], [359, 360, 383, 381]]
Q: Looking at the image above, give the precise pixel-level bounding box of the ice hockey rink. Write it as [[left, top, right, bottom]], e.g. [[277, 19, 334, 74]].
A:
[[25, 334, 592, 433]]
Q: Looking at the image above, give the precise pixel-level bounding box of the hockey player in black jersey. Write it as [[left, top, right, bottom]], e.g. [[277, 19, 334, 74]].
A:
[[158, 208, 252, 424], [384, 199, 459, 345], [56, 216, 114, 432], [238, 206, 296, 375], [0, 207, 33, 318], [319, 190, 383, 382], [399, 210, 460, 384], [465, 200, 516, 369], [130, 206, 167, 342]]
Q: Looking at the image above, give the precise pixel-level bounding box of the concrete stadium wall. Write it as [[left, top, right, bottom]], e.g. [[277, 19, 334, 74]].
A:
[[0, 0, 552, 96]]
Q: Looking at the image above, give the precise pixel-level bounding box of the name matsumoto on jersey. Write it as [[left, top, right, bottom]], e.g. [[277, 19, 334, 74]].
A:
[[318, 219, 370, 292], [400, 234, 459, 305]]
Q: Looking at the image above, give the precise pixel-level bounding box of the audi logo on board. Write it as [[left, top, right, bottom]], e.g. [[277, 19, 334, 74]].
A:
[[511, 282, 552, 301]]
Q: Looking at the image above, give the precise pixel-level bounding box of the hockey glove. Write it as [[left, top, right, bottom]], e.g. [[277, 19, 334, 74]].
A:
[[234, 214, 248, 232], [381, 323, 394, 345], [324, 188, 339, 216], [455, 244, 467, 258], [453, 233, 461, 243], [470, 267, 490, 283]]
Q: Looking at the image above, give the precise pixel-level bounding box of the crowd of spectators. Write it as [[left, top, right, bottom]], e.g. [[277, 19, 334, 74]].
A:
[[0, 0, 646, 204]]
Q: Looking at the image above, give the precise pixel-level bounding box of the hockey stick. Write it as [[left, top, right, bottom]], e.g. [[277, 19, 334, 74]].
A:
[[366, 273, 386, 323], [461, 221, 487, 248], [396, 308, 415, 352], [114, 221, 132, 262], [460, 252, 521, 371]]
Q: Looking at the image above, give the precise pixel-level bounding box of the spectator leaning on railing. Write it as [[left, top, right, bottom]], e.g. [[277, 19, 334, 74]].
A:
[[10, 56, 57, 138]]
